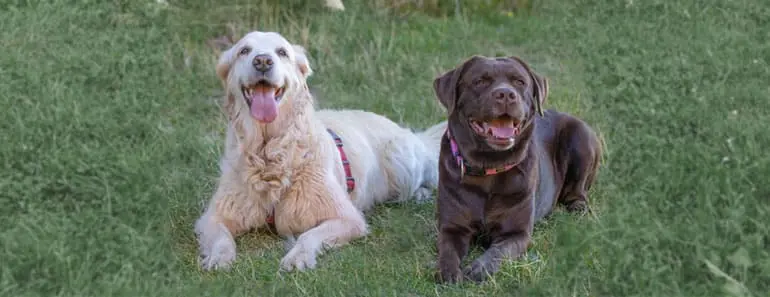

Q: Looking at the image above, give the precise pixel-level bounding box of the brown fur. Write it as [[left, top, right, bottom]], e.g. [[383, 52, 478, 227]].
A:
[[432, 55, 602, 283]]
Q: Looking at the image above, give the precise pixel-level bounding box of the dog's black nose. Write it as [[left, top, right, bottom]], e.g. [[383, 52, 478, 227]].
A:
[[492, 88, 517, 102], [252, 54, 274, 73]]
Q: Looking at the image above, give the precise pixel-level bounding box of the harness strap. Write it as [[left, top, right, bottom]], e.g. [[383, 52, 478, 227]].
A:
[[326, 128, 356, 193]]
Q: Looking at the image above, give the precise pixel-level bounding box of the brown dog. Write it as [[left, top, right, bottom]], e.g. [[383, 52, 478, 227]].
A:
[[432, 55, 602, 283]]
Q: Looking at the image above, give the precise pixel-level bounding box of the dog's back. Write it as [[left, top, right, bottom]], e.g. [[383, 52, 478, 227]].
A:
[[316, 109, 444, 209]]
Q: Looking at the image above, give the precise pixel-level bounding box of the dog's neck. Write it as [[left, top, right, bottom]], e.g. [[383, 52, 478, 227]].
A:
[[447, 115, 535, 172]]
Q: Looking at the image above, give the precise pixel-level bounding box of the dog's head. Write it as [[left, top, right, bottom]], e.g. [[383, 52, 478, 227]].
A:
[[215, 31, 313, 124], [433, 55, 548, 151]]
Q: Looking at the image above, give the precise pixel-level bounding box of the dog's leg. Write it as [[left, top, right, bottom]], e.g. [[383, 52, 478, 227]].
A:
[[463, 233, 531, 282], [279, 175, 368, 271], [194, 175, 268, 271], [436, 224, 473, 283], [280, 215, 367, 271], [463, 198, 534, 282], [194, 206, 238, 271], [557, 123, 600, 214], [436, 182, 478, 283]]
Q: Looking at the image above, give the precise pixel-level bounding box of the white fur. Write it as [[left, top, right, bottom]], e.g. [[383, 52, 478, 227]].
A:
[[194, 31, 446, 271], [324, 0, 345, 10]]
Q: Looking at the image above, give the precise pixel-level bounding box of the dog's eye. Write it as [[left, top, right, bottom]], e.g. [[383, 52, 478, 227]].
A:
[[276, 48, 288, 57], [511, 78, 525, 87], [239, 47, 251, 56], [474, 77, 490, 87]]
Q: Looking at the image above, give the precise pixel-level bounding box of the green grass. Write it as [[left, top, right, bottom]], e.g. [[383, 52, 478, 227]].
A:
[[1, 0, 769, 296]]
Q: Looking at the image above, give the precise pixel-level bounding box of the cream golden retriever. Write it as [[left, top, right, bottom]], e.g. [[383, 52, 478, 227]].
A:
[[194, 31, 446, 272]]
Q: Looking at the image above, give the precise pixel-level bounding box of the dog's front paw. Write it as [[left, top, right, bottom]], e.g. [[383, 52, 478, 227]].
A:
[[280, 243, 317, 272], [199, 236, 236, 271], [566, 200, 590, 214], [435, 267, 463, 284], [463, 259, 495, 283]]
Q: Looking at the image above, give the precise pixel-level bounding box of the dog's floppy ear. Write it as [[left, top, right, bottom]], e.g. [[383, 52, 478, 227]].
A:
[[533, 73, 549, 116], [510, 56, 547, 117], [433, 56, 482, 114], [292, 44, 313, 78], [214, 43, 240, 119], [433, 68, 459, 114], [215, 44, 238, 82]]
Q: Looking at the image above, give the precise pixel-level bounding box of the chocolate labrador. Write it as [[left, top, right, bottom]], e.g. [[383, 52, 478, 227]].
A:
[[432, 55, 602, 283]]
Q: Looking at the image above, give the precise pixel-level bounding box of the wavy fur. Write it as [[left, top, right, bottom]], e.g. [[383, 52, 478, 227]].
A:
[[194, 31, 446, 271]]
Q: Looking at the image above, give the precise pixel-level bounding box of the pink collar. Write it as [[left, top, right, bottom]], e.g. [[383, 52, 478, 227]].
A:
[[446, 129, 518, 178]]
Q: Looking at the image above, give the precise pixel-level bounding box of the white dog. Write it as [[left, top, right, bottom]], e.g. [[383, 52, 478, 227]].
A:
[[194, 31, 446, 271]]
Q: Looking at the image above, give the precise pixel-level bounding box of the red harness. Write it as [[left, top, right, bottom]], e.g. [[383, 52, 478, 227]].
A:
[[326, 129, 357, 192], [446, 129, 518, 178], [265, 129, 355, 225]]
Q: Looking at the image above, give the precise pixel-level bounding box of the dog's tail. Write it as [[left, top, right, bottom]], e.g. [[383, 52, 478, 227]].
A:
[[417, 120, 447, 155]]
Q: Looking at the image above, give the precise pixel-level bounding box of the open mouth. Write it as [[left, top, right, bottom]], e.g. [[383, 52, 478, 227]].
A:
[[241, 80, 286, 107], [240, 79, 286, 123], [470, 116, 522, 146]]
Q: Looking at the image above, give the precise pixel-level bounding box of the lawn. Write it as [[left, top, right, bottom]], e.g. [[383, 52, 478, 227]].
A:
[[1, 0, 769, 296]]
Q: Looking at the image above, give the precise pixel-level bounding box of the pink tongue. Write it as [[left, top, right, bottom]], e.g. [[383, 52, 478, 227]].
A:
[[488, 126, 518, 139], [248, 88, 277, 123]]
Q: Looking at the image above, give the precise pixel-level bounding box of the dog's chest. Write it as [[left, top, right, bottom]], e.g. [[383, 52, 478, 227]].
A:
[[456, 170, 534, 222]]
